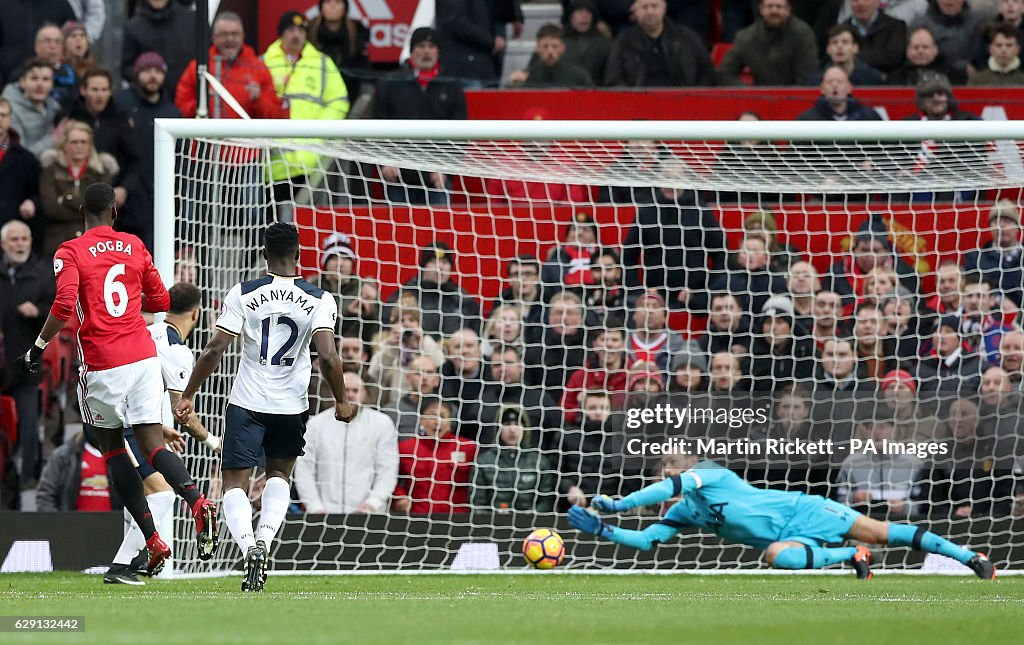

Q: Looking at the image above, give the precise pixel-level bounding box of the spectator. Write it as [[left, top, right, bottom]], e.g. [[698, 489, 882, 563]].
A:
[[699, 234, 788, 315], [440, 328, 487, 438], [472, 405, 557, 512], [295, 372, 399, 514], [524, 290, 588, 403], [854, 302, 896, 381], [718, 0, 819, 86], [561, 323, 631, 425], [434, 0, 504, 87], [264, 11, 350, 215], [481, 304, 526, 359], [382, 241, 482, 338], [113, 51, 181, 253], [626, 290, 688, 376], [175, 11, 286, 120], [561, 0, 613, 86], [123, 0, 196, 94], [699, 292, 754, 357], [604, 0, 716, 87], [888, 26, 968, 84], [964, 200, 1024, 307], [969, 22, 1024, 84], [66, 67, 136, 211], [668, 351, 708, 392], [970, 0, 1024, 67], [750, 297, 816, 391], [911, 0, 983, 74], [393, 397, 477, 514], [36, 428, 121, 511], [541, 212, 599, 296], [557, 390, 629, 506], [32, 24, 74, 108], [708, 351, 750, 393], [0, 98, 41, 235], [480, 344, 561, 445], [308, 0, 370, 101], [916, 397, 1016, 517], [380, 354, 443, 438], [882, 290, 926, 361], [583, 247, 627, 327], [915, 316, 984, 400], [798, 66, 882, 120], [0, 0, 76, 83], [811, 24, 885, 85], [368, 293, 445, 407], [0, 219, 54, 491], [787, 260, 820, 326], [811, 289, 848, 350], [65, 0, 103, 43], [881, 368, 946, 441], [834, 416, 921, 518], [743, 213, 804, 275], [313, 232, 380, 343], [996, 329, 1024, 390], [837, 0, 929, 26], [62, 20, 92, 77], [958, 274, 1012, 361], [372, 28, 466, 205], [924, 260, 964, 317], [509, 24, 592, 87], [977, 365, 1024, 440], [39, 120, 115, 255], [826, 220, 920, 312], [497, 254, 544, 334], [815, 336, 872, 393], [1, 58, 60, 158], [840, 0, 911, 75], [621, 182, 726, 309]]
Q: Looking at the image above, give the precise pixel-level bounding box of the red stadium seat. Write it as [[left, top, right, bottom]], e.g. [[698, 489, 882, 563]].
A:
[[0, 395, 18, 448]]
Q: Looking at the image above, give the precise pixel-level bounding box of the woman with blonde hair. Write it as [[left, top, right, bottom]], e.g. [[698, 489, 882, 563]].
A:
[[481, 304, 525, 359], [40, 120, 118, 255], [742, 210, 804, 273], [367, 292, 444, 405]]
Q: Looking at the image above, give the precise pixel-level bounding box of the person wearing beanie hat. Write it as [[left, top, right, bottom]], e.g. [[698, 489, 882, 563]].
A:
[[123, 0, 196, 92], [911, 71, 979, 120], [669, 351, 707, 392], [471, 404, 557, 512], [63, 19, 94, 77], [749, 294, 816, 392], [964, 199, 1024, 308], [881, 369, 917, 394], [313, 232, 380, 343], [561, 0, 613, 85], [540, 212, 599, 293], [627, 370, 665, 393], [381, 239, 481, 338], [263, 9, 349, 217], [133, 51, 167, 78]]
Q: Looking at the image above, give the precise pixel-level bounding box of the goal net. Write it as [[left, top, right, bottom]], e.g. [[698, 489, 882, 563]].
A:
[[155, 119, 1024, 574]]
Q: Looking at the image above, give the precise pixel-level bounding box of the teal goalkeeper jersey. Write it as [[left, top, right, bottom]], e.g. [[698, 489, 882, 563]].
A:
[[660, 461, 805, 549]]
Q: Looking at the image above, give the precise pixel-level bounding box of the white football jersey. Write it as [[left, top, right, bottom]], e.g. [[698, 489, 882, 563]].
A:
[[216, 274, 337, 415], [148, 321, 194, 393]]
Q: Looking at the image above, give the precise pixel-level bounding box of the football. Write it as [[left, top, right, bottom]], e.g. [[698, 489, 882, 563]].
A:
[[522, 529, 565, 570]]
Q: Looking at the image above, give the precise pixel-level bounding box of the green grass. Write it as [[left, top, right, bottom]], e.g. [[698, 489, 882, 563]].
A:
[[1, 573, 1021, 645]]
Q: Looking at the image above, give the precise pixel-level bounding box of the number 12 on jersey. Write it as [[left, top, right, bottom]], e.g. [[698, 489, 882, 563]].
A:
[[259, 315, 299, 366]]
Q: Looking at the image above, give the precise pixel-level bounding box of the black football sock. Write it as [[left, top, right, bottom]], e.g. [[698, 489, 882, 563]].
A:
[[104, 448, 157, 538], [149, 447, 203, 511]]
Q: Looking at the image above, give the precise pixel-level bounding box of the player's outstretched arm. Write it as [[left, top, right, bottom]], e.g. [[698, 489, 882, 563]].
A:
[[172, 330, 235, 423], [593, 474, 687, 513], [312, 330, 356, 422], [168, 391, 220, 452], [568, 506, 679, 551]]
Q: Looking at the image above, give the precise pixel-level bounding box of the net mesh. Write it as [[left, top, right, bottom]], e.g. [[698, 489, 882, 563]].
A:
[[168, 128, 1024, 574]]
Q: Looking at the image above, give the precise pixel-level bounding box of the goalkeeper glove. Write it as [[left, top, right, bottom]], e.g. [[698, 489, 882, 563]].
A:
[[19, 344, 44, 376], [590, 495, 621, 513], [568, 505, 613, 539]]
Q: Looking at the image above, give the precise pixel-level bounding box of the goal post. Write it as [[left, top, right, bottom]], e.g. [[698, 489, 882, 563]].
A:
[[154, 118, 1024, 575]]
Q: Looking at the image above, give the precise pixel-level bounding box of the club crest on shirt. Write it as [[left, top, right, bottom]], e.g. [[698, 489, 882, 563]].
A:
[[451, 451, 466, 464]]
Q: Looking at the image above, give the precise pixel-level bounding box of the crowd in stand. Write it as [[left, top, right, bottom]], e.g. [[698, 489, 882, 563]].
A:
[[1, 0, 1023, 524]]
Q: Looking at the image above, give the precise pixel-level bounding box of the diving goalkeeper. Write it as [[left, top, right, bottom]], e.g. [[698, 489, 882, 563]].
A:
[[569, 456, 995, 579]]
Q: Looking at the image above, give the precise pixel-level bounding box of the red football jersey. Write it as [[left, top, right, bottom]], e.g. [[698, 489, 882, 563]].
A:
[[50, 226, 170, 371]]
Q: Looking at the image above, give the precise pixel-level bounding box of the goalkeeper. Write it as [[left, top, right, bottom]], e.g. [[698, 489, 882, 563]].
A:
[[569, 455, 995, 579]]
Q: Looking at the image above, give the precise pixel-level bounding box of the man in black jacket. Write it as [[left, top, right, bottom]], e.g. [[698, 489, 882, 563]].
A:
[[121, 0, 197, 95], [798, 67, 881, 120], [605, 0, 716, 86], [372, 27, 466, 205], [0, 0, 76, 84], [0, 101, 41, 248], [435, 0, 503, 87], [0, 219, 54, 492], [843, 0, 908, 75], [620, 184, 726, 309]]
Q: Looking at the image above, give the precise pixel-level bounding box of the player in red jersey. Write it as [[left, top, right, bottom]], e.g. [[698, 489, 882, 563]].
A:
[[19, 183, 218, 572]]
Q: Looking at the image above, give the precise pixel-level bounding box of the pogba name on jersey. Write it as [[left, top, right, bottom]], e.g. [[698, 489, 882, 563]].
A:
[[87, 239, 134, 257], [245, 289, 315, 316]]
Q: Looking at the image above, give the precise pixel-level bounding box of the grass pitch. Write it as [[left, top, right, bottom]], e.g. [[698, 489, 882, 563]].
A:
[[1, 573, 1020, 644]]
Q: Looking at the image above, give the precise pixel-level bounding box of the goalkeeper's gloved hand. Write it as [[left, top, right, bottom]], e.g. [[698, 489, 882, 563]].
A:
[[590, 495, 621, 513], [19, 345, 44, 376], [568, 505, 613, 539]]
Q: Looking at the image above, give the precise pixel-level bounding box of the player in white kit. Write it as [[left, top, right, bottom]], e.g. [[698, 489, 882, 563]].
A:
[[174, 223, 354, 591]]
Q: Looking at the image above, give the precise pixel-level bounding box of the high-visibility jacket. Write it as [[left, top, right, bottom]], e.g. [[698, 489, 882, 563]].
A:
[[262, 40, 350, 181]]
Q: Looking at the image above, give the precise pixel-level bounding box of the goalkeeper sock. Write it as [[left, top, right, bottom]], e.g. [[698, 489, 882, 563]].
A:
[[887, 524, 974, 565], [773, 546, 857, 570], [104, 448, 156, 539], [112, 491, 175, 565], [223, 487, 257, 553], [255, 477, 291, 547], [149, 447, 203, 509]]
